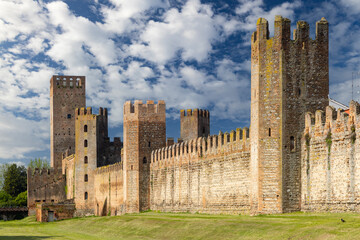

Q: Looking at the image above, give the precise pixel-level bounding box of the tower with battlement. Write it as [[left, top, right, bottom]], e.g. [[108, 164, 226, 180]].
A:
[[73, 107, 109, 215], [180, 109, 210, 142], [50, 75, 86, 170], [123, 100, 166, 213], [250, 16, 329, 214]]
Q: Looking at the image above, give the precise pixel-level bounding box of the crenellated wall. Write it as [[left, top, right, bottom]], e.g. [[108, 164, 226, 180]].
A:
[[93, 162, 124, 216], [27, 168, 66, 215], [302, 101, 360, 212], [150, 128, 251, 214]]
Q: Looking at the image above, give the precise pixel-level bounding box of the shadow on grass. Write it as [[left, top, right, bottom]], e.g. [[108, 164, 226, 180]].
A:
[[0, 236, 60, 239]]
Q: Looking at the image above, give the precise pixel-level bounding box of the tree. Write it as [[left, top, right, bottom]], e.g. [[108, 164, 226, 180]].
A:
[[28, 158, 50, 170], [14, 191, 27, 207], [3, 164, 27, 198]]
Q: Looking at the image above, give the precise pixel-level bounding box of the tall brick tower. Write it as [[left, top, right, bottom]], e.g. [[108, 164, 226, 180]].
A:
[[123, 100, 166, 213], [73, 107, 108, 214], [180, 109, 210, 141], [250, 16, 329, 214], [50, 76, 86, 170]]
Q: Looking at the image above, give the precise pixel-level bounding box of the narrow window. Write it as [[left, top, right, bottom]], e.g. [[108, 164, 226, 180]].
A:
[[63, 81, 66, 87], [290, 136, 295, 151], [84, 125, 88, 132], [298, 88, 301, 96], [148, 141, 151, 147], [143, 157, 147, 164], [84, 156, 88, 164], [67, 114, 71, 119], [84, 174, 88, 182], [268, 128, 271, 137], [84, 192, 88, 200], [84, 140, 88, 147]]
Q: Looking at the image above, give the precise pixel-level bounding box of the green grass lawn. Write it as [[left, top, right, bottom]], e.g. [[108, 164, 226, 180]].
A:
[[0, 212, 360, 240]]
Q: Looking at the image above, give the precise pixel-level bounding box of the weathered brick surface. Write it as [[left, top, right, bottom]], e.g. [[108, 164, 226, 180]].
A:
[[150, 129, 251, 214], [27, 168, 66, 215], [302, 102, 360, 212], [123, 100, 166, 213], [93, 162, 124, 216], [250, 16, 329, 214], [36, 201, 75, 222], [50, 76, 86, 170], [180, 109, 210, 141]]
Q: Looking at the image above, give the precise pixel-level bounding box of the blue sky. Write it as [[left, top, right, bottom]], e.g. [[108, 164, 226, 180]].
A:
[[0, 0, 359, 166]]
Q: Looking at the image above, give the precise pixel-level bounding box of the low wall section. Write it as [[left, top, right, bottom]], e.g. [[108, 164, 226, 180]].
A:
[[93, 162, 124, 216], [27, 168, 66, 215], [150, 128, 251, 214], [302, 101, 360, 212]]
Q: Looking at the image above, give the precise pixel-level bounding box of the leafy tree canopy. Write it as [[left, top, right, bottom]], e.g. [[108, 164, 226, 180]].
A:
[[28, 158, 50, 170], [3, 164, 27, 198]]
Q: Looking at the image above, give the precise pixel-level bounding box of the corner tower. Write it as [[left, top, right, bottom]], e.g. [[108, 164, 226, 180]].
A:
[[180, 109, 210, 141], [50, 76, 86, 170], [250, 16, 329, 214], [123, 100, 166, 213]]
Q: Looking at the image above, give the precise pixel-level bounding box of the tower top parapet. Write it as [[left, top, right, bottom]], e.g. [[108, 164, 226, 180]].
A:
[[252, 15, 328, 43]]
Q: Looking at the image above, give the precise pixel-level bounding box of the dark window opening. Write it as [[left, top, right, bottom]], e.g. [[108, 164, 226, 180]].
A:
[[202, 127, 206, 134], [85, 192, 88, 200], [290, 136, 295, 151], [268, 128, 271, 137], [84, 156, 88, 164], [131, 165, 133, 170], [84, 140, 88, 147], [143, 157, 147, 164], [84, 174, 88, 182], [298, 88, 301, 96], [67, 114, 71, 119], [148, 141, 151, 147], [84, 125, 88, 132]]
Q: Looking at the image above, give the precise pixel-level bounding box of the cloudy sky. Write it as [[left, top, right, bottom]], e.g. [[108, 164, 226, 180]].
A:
[[0, 0, 359, 166]]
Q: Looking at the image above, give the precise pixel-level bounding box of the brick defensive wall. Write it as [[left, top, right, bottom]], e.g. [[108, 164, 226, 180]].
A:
[[27, 168, 66, 215], [302, 101, 360, 212], [150, 128, 251, 214], [93, 162, 124, 216]]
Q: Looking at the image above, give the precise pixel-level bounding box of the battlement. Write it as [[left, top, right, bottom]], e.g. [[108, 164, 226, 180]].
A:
[[123, 100, 166, 116], [151, 127, 250, 168], [252, 15, 328, 43], [180, 109, 209, 118], [94, 162, 122, 175], [304, 101, 360, 137], [75, 107, 108, 117], [50, 75, 85, 89]]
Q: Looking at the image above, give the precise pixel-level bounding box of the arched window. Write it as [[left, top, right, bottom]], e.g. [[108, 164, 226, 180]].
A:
[[290, 136, 295, 151], [84, 125, 88, 132], [268, 128, 271, 137], [84, 140, 88, 147], [143, 157, 147, 164], [84, 192, 88, 200], [84, 156, 88, 164], [84, 174, 88, 182]]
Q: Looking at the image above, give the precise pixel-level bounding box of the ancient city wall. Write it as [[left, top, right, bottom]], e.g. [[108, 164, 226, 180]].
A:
[[301, 101, 360, 212], [93, 162, 124, 216], [150, 128, 251, 214], [27, 168, 66, 215]]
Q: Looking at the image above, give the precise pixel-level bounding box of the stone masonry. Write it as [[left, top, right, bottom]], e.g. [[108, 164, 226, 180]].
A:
[[29, 16, 360, 221]]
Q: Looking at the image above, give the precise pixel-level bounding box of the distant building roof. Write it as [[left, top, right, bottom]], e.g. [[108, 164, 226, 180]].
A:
[[329, 97, 349, 114]]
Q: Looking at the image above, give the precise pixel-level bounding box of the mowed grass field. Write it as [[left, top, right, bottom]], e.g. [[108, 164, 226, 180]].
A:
[[1, 212, 360, 240]]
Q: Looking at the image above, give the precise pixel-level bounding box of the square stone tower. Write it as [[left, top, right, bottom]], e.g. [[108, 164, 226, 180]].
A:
[[123, 100, 166, 213], [50, 76, 86, 170], [180, 109, 210, 141], [250, 16, 329, 214], [73, 107, 108, 215]]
